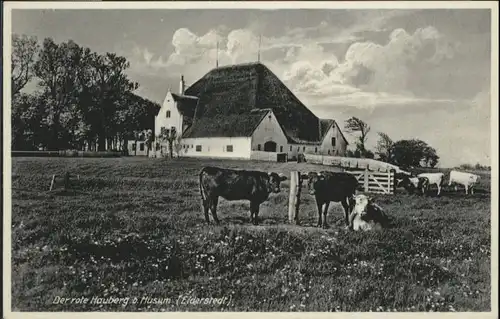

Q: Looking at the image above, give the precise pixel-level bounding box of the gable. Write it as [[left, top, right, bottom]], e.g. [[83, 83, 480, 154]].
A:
[[251, 109, 288, 140], [319, 118, 349, 145], [159, 92, 176, 114]]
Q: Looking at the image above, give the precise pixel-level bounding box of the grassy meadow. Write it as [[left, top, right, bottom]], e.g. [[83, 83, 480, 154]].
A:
[[10, 157, 491, 312]]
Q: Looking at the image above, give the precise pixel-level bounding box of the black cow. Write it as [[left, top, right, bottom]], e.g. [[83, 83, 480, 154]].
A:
[[395, 172, 410, 188], [199, 166, 287, 225], [301, 171, 358, 228], [400, 175, 430, 195]]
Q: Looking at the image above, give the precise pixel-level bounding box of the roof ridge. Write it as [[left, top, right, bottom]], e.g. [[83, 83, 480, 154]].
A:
[[172, 92, 198, 100], [211, 61, 263, 71]]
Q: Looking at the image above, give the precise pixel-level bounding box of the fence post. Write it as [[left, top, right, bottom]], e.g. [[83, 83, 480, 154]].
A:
[[387, 170, 391, 194], [63, 172, 70, 190], [390, 169, 396, 194], [364, 168, 369, 193], [49, 174, 56, 191], [288, 171, 302, 225]]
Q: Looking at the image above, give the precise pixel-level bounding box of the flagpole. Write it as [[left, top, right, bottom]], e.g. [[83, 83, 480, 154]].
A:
[[258, 34, 261, 62], [216, 40, 219, 68]]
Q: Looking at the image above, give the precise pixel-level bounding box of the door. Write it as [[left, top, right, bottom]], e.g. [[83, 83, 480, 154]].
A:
[[264, 141, 277, 152]]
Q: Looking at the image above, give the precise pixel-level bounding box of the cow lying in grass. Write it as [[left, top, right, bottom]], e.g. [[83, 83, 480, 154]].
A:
[[348, 194, 391, 231], [301, 171, 358, 228], [199, 166, 287, 225]]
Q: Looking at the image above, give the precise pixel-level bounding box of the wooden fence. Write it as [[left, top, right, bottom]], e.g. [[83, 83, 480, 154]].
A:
[[303, 154, 406, 173], [348, 168, 396, 194], [250, 151, 288, 162]]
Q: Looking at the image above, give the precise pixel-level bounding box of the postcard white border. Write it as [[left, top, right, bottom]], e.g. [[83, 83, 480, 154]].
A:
[[3, 1, 498, 319]]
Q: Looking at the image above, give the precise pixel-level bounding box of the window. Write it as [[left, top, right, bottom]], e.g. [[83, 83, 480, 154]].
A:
[[280, 146, 283, 152], [132, 143, 136, 151], [257, 144, 261, 151], [315, 147, 318, 153], [328, 150, 331, 155], [196, 145, 202, 152], [226, 145, 233, 152], [290, 145, 292, 151], [166, 110, 171, 118], [331, 137, 336, 147], [140, 143, 145, 151]]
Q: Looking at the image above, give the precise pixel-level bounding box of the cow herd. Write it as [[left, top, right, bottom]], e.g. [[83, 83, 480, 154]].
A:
[[396, 170, 481, 196], [198, 166, 482, 231]]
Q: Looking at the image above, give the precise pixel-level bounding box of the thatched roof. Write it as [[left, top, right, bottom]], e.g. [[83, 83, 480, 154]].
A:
[[181, 62, 322, 142], [182, 109, 269, 138], [171, 93, 198, 131]]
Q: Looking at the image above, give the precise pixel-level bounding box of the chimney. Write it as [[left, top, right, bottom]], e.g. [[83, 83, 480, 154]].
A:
[[179, 75, 185, 95]]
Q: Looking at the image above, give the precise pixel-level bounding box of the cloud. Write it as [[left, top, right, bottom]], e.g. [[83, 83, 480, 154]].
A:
[[124, 21, 460, 112], [332, 27, 454, 91], [125, 14, 456, 111]]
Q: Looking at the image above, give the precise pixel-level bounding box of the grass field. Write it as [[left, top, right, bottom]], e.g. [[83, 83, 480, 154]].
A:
[[10, 157, 491, 312]]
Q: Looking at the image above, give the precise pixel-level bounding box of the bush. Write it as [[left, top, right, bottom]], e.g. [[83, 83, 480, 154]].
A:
[[458, 163, 490, 171], [11, 151, 122, 158]]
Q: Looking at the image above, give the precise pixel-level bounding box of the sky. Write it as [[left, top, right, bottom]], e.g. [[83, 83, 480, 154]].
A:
[[11, 8, 493, 167]]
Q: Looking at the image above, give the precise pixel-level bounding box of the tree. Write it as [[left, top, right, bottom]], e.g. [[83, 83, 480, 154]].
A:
[[375, 132, 394, 162], [344, 117, 371, 156], [144, 129, 154, 157], [158, 127, 177, 158], [363, 149, 375, 159], [115, 92, 160, 153], [422, 146, 439, 168], [11, 92, 48, 150], [390, 139, 439, 168], [76, 52, 138, 151], [11, 34, 39, 96], [13, 36, 150, 152], [34, 38, 85, 150], [174, 135, 183, 157]]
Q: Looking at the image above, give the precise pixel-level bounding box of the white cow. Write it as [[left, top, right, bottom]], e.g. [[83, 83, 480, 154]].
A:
[[417, 172, 445, 196], [448, 170, 480, 195], [348, 194, 390, 231]]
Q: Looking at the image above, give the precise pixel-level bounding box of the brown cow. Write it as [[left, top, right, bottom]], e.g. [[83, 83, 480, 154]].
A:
[[199, 166, 287, 225]]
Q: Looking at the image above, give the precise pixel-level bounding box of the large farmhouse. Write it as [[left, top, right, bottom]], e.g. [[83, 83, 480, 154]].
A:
[[151, 62, 348, 160]]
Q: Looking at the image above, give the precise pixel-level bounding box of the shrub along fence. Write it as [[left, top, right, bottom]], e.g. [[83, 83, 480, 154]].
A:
[[11, 150, 122, 158], [303, 154, 404, 173]]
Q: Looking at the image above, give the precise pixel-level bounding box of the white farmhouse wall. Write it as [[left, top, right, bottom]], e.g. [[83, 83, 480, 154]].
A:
[[319, 122, 347, 156], [288, 144, 319, 158], [127, 140, 148, 156], [180, 137, 252, 159], [251, 111, 289, 154], [155, 92, 183, 138]]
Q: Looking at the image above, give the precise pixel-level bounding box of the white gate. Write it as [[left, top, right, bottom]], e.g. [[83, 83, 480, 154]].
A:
[[348, 168, 395, 194]]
